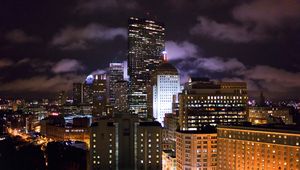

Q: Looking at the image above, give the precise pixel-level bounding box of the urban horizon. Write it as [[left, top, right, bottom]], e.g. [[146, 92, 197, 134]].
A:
[[1, 1, 300, 170]]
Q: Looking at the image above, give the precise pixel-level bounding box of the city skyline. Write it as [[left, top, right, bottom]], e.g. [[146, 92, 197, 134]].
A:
[[1, 0, 300, 100], [1, 2, 300, 170]]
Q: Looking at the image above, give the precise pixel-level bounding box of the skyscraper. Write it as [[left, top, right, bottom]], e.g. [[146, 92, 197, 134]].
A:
[[149, 61, 180, 125], [73, 83, 83, 105], [108, 62, 125, 106], [92, 74, 108, 118], [113, 80, 129, 113], [83, 75, 94, 105], [128, 17, 165, 118]]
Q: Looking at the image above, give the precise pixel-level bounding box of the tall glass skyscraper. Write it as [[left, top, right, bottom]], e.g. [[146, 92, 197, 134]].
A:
[[128, 17, 165, 117]]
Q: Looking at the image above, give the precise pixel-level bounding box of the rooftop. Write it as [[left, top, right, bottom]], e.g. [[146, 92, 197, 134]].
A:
[[218, 123, 300, 134], [156, 62, 178, 74]]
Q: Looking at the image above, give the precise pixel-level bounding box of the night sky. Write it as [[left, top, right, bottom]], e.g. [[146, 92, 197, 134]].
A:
[[1, 0, 300, 100]]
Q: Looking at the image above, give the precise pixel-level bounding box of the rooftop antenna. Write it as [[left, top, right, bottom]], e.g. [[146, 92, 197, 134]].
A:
[[162, 51, 168, 63]]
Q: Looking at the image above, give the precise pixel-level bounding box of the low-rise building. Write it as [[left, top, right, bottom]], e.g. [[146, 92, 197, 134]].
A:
[[248, 106, 293, 125], [162, 150, 176, 170], [217, 124, 300, 170]]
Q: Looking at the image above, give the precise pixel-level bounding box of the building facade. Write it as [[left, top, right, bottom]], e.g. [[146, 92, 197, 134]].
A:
[[248, 106, 293, 125], [217, 125, 300, 170], [108, 62, 125, 106], [90, 114, 162, 170], [73, 83, 84, 105], [136, 122, 162, 170], [40, 116, 90, 147], [150, 62, 180, 125], [176, 130, 218, 170], [163, 113, 179, 150], [92, 74, 109, 118], [128, 17, 165, 118], [113, 80, 129, 114], [179, 78, 248, 131]]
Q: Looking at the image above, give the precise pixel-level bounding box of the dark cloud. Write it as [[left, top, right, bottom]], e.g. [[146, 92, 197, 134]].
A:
[[191, 0, 300, 42], [76, 0, 139, 14], [166, 40, 300, 99], [0, 0, 299, 99], [232, 0, 300, 27], [52, 59, 85, 73], [0, 74, 84, 93], [244, 65, 300, 91], [51, 23, 127, 50], [14, 58, 54, 73], [5, 29, 40, 44], [190, 17, 266, 43]]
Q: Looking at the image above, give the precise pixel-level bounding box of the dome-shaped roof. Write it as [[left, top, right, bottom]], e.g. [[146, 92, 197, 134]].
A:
[[156, 62, 178, 73]]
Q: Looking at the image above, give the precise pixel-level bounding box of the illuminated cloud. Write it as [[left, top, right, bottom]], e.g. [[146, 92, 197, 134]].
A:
[[52, 59, 85, 73], [194, 57, 246, 72], [165, 41, 198, 60], [90, 69, 107, 75], [166, 41, 245, 72], [51, 23, 127, 50], [167, 40, 300, 99], [5, 29, 40, 43]]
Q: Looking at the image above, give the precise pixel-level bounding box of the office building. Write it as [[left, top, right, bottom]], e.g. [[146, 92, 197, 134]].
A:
[[136, 121, 162, 170], [57, 91, 67, 106], [179, 78, 248, 131], [217, 124, 300, 170], [40, 116, 90, 147], [150, 61, 180, 125], [83, 75, 94, 105], [92, 74, 109, 118], [108, 62, 125, 105], [113, 80, 129, 113], [163, 113, 179, 150], [90, 114, 162, 170], [176, 129, 218, 170], [128, 17, 165, 118], [73, 83, 84, 105], [248, 106, 293, 125]]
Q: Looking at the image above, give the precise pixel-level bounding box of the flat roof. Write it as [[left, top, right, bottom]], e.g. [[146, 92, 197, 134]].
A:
[[218, 124, 300, 134]]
